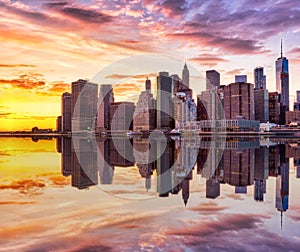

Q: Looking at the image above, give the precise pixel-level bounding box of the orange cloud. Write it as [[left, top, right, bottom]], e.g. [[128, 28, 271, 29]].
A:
[[0, 64, 35, 68], [0, 179, 45, 195]]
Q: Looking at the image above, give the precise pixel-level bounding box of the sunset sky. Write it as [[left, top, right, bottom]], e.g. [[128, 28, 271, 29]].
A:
[[1, 0, 300, 130]]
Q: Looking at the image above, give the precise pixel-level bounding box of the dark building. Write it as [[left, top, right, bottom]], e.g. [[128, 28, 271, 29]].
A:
[[109, 138, 134, 167], [254, 147, 269, 201], [71, 79, 98, 132], [156, 138, 175, 197], [294, 102, 300, 111], [156, 72, 174, 129], [97, 84, 114, 130], [62, 137, 72, 176], [269, 92, 280, 124], [110, 102, 135, 131], [223, 82, 255, 120], [206, 178, 220, 199], [97, 138, 114, 184], [71, 138, 98, 189], [254, 67, 266, 89], [254, 88, 269, 122], [206, 70, 220, 90], [56, 116, 62, 133], [62, 92, 72, 132], [222, 148, 255, 187], [235, 75, 247, 83]]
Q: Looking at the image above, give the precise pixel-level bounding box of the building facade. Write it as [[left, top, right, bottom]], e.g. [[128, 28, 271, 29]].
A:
[[97, 84, 114, 130], [269, 92, 280, 124], [110, 102, 135, 131], [235, 75, 247, 83], [156, 72, 174, 129], [62, 92, 72, 132], [71, 79, 98, 132], [276, 41, 289, 110], [206, 70, 220, 90], [254, 67, 266, 89], [133, 79, 156, 131], [254, 88, 269, 122], [223, 82, 255, 120]]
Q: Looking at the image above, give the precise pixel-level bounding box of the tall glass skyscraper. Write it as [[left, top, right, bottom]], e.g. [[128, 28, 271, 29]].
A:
[[254, 67, 266, 89], [275, 40, 289, 109]]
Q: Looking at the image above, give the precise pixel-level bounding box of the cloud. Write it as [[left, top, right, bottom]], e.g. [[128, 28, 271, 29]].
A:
[[189, 54, 228, 67], [0, 64, 35, 68], [44, 2, 113, 25], [158, 0, 189, 17], [0, 201, 36, 205], [113, 83, 142, 95], [0, 179, 45, 195], [106, 73, 157, 79], [0, 73, 70, 96], [226, 68, 245, 76], [0, 73, 45, 89], [288, 47, 300, 54], [189, 202, 228, 214]]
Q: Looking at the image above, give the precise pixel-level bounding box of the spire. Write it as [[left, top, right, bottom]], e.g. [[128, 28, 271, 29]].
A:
[[281, 39, 283, 58], [281, 210, 283, 230]]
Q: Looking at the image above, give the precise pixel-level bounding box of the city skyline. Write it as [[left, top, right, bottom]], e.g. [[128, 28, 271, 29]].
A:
[[1, 0, 300, 130]]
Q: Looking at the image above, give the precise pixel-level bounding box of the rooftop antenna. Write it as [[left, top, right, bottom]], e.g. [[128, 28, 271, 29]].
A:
[[281, 39, 283, 58]]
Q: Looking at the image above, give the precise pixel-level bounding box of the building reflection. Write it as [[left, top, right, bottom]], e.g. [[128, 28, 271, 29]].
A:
[[59, 136, 299, 223]]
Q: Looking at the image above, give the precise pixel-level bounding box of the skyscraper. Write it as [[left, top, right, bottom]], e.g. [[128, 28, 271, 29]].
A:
[[156, 72, 174, 129], [182, 63, 190, 88], [97, 84, 114, 130], [254, 67, 266, 89], [223, 82, 255, 120], [206, 70, 220, 90], [62, 92, 72, 132], [71, 79, 98, 132], [254, 89, 269, 122], [276, 40, 289, 109], [133, 79, 156, 131]]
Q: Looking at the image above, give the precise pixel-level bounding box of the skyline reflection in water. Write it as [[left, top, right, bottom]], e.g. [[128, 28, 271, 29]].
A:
[[1, 136, 300, 251]]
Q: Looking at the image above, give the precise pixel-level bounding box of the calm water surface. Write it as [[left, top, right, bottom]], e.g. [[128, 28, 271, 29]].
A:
[[1, 136, 300, 251]]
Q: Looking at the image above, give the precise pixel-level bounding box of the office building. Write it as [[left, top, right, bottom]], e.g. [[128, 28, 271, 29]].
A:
[[235, 75, 247, 83], [110, 102, 135, 131], [254, 88, 269, 122], [182, 63, 190, 88], [56, 116, 62, 133], [133, 79, 156, 131], [71, 138, 98, 189], [269, 92, 280, 124], [71, 79, 98, 132], [109, 138, 135, 167], [254, 67, 266, 89], [62, 137, 72, 176], [197, 89, 224, 121], [97, 84, 114, 130], [223, 82, 255, 120], [294, 91, 300, 111], [206, 70, 220, 90], [156, 72, 174, 129], [223, 148, 255, 187], [97, 138, 114, 184], [276, 40, 289, 110], [206, 178, 220, 199], [285, 111, 300, 124], [62, 92, 72, 132]]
